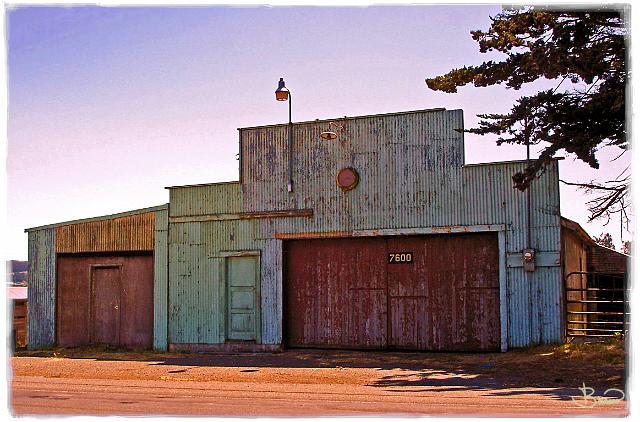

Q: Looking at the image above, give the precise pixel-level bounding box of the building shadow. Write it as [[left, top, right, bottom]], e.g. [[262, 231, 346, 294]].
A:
[[15, 346, 625, 404]]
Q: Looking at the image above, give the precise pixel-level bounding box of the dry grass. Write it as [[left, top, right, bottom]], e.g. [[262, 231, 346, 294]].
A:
[[560, 339, 625, 365], [519, 337, 625, 365], [486, 338, 627, 389]]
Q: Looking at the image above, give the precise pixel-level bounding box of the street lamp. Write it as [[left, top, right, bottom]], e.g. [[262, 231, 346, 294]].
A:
[[275, 78, 290, 102], [275, 78, 293, 192]]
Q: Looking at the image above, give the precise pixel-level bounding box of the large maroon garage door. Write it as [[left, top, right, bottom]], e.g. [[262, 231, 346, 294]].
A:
[[284, 233, 500, 351], [56, 254, 154, 349], [284, 238, 388, 349]]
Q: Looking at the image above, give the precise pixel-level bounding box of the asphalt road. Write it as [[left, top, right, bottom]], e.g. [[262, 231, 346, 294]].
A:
[[11, 374, 627, 417]]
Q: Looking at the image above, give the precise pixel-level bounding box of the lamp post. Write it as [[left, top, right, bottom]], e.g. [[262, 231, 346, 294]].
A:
[[275, 78, 293, 192]]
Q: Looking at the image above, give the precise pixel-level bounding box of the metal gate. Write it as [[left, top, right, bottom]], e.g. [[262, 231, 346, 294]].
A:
[[284, 233, 500, 351], [565, 271, 629, 337]]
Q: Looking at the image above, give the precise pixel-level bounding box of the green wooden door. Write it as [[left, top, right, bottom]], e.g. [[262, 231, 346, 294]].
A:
[[226, 256, 260, 341]]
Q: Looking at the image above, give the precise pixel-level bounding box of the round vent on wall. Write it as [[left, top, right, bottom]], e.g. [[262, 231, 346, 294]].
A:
[[336, 168, 359, 192]]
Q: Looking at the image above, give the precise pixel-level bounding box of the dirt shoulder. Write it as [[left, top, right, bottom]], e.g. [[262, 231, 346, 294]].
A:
[[12, 340, 626, 393]]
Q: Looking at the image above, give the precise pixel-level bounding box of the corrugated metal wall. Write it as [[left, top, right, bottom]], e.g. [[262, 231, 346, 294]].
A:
[[241, 111, 467, 229], [168, 220, 223, 344], [167, 183, 287, 346], [168, 182, 242, 217], [56, 211, 155, 253], [239, 109, 562, 347], [153, 208, 169, 351], [165, 109, 563, 349], [463, 162, 563, 346], [27, 228, 56, 349]]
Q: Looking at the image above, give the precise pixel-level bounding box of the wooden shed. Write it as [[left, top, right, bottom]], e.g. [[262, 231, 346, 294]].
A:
[[9, 286, 28, 349], [561, 217, 629, 337]]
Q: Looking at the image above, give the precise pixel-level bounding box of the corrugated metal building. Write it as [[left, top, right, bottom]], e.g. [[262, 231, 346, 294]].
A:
[[27, 108, 571, 352], [26, 205, 168, 349]]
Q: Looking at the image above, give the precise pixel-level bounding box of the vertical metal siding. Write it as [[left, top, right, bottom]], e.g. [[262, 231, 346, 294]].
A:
[[27, 228, 56, 349], [538, 267, 563, 343], [260, 238, 282, 344], [461, 161, 562, 347], [167, 109, 563, 349], [508, 266, 563, 347], [153, 207, 169, 351], [507, 267, 531, 347], [168, 217, 270, 347], [241, 110, 466, 232], [169, 222, 208, 343], [167, 184, 287, 345], [169, 183, 242, 217]]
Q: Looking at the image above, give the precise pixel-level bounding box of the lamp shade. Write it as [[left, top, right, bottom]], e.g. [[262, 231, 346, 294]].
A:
[[320, 131, 338, 140], [275, 78, 289, 101]]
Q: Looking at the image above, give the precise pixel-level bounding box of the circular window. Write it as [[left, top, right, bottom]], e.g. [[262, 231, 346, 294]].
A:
[[336, 168, 359, 192]]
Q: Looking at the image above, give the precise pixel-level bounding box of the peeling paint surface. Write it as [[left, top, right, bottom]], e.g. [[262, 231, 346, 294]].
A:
[[166, 109, 562, 349], [285, 233, 500, 351]]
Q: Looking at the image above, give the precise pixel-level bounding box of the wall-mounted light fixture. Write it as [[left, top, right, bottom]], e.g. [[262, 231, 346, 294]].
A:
[[320, 131, 337, 140], [319, 121, 344, 141]]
